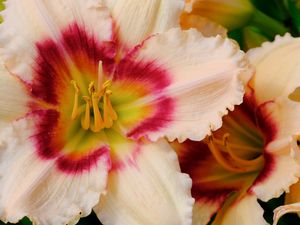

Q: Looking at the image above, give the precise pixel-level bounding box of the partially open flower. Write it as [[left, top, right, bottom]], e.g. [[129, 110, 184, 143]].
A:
[[171, 33, 300, 225], [0, 0, 252, 225]]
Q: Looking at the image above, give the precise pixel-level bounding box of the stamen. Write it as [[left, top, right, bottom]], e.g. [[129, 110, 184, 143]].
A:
[[103, 80, 112, 89], [81, 96, 91, 130], [224, 135, 264, 169], [88, 81, 96, 95], [207, 136, 248, 173], [71, 80, 80, 120], [91, 92, 104, 132], [70, 78, 117, 132], [103, 90, 118, 128]]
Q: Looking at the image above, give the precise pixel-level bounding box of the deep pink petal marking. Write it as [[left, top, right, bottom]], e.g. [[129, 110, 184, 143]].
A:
[[114, 52, 171, 92], [126, 96, 175, 140], [32, 109, 60, 160], [57, 146, 111, 174], [30, 22, 116, 105]]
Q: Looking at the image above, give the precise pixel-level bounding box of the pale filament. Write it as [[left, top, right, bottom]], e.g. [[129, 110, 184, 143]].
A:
[[207, 133, 264, 173]]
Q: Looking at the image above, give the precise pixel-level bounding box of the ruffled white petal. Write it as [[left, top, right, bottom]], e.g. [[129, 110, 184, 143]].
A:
[[0, 118, 110, 225], [133, 28, 252, 142], [103, 0, 184, 50], [247, 33, 300, 104], [0, 0, 113, 81], [94, 139, 194, 225], [192, 202, 219, 225], [251, 137, 300, 202], [0, 64, 29, 121], [216, 195, 267, 225]]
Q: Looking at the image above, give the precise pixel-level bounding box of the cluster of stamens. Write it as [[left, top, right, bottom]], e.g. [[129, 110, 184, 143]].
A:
[[207, 133, 264, 173], [70, 62, 117, 132]]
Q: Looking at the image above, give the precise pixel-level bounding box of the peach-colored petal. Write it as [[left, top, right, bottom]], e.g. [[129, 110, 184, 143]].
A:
[[124, 28, 252, 142], [247, 33, 300, 104]]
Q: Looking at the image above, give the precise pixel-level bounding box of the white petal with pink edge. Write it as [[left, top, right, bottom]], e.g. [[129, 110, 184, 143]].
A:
[[94, 139, 194, 225], [247, 33, 300, 104], [126, 28, 253, 142], [102, 0, 184, 51], [251, 137, 300, 202], [0, 0, 113, 81], [0, 118, 110, 225]]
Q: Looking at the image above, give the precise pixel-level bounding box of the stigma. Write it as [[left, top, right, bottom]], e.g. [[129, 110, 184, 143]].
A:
[[70, 61, 117, 132]]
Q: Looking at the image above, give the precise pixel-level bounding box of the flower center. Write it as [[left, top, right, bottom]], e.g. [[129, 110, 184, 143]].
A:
[[206, 133, 264, 173], [205, 102, 266, 174], [70, 61, 118, 132]]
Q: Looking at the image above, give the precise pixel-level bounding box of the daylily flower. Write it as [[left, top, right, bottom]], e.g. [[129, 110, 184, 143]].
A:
[[0, 0, 251, 225], [171, 33, 300, 225]]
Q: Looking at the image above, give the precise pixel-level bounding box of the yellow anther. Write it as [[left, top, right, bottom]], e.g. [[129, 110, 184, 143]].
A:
[[70, 78, 117, 133], [91, 92, 104, 132], [81, 96, 91, 130], [71, 80, 80, 120], [88, 81, 96, 95], [103, 91, 117, 128]]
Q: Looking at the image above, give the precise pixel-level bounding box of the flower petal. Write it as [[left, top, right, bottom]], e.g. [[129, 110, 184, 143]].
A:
[[94, 139, 194, 225], [273, 177, 300, 224], [103, 0, 184, 51], [0, 64, 29, 121], [172, 140, 258, 225], [0, 0, 113, 81], [0, 118, 110, 225], [117, 28, 252, 142], [273, 202, 300, 225], [212, 195, 266, 225], [250, 136, 300, 201], [247, 33, 300, 104]]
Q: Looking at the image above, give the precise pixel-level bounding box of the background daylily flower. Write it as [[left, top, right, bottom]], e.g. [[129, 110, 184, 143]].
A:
[[171, 33, 300, 225], [0, 0, 252, 225], [251, 35, 300, 225], [180, 0, 289, 50]]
